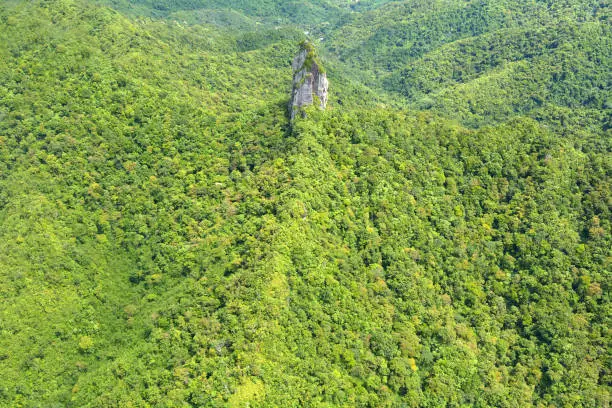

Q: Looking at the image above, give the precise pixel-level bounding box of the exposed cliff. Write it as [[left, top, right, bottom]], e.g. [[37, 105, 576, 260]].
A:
[[290, 41, 328, 120]]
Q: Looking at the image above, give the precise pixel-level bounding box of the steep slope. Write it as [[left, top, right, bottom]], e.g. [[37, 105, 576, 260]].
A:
[[290, 41, 329, 119]]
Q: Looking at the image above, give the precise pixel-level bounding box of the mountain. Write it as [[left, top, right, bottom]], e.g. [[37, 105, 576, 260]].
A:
[[0, 0, 609, 406], [323, 0, 611, 128]]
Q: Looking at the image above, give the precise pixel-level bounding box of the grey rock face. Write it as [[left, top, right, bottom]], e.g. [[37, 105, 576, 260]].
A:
[[290, 44, 328, 120]]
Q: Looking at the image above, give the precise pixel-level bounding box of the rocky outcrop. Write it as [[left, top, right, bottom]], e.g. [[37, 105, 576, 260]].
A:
[[290, 41, 328, 120]]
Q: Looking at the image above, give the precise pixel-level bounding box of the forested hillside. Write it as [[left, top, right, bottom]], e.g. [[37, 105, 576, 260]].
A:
[[323, 0, 610, 127], [95, 0, 394, 25], [0, 0, 609, 407]]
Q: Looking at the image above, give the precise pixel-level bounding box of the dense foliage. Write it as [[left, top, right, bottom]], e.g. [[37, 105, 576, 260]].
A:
[[324, 0, 611, 128], [95, 0, 394, 25], [0, 0, 609, 407]]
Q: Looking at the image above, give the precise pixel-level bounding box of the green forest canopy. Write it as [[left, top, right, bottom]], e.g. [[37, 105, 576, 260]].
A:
[[0, 0, 609, 406]]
